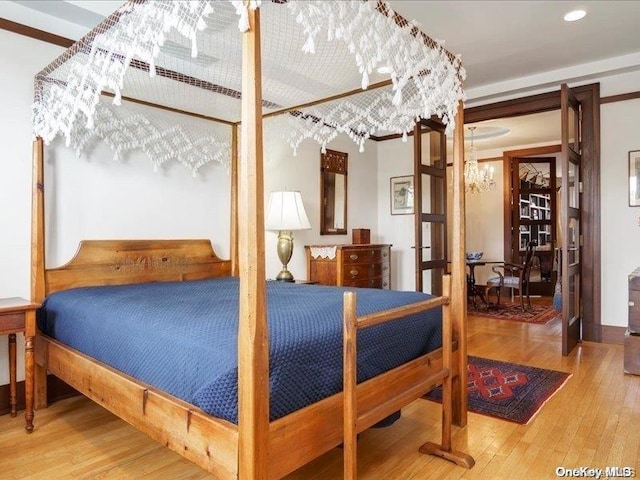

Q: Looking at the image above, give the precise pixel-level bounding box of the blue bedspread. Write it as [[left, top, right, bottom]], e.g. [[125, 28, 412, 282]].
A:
[[39, 277, 442, 423]]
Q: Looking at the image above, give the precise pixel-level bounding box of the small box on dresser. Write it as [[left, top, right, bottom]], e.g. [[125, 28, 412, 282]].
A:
[[625, 267, 640, 375], [351, 229, 370, 245], [305, 244, 391, 289]]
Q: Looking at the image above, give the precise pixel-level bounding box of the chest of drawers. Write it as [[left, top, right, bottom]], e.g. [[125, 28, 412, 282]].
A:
[[625, 268, 640, 375], [305, 244, 391, 289]]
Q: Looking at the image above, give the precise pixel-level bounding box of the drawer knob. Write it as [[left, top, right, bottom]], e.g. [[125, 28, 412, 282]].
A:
[[350, 269, 359, 276], [349, 254, 359, 261]]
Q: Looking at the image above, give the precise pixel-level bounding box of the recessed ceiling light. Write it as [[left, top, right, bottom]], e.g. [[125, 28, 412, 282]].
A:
[[563, 9, 586, 22]]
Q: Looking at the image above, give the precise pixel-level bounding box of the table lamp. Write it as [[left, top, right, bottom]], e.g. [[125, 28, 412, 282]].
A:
[[265, 191, 311, 282]]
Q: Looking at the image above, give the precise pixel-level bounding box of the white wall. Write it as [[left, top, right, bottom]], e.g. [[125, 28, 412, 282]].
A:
[[45, 121, 232, 269], [464, 158, 504, 285], [601, 98, 640, 326], [0, 28, 379, 386], [376, 137, 415, 291], [264, 135, 378, 281], [0, 31, 63, 385]]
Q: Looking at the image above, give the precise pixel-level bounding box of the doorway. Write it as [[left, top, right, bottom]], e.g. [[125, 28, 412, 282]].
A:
[[465, 83, 601, 349], [504, 148, 560, 297]]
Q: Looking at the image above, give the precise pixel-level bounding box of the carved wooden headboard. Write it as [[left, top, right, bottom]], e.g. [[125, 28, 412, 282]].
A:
[[45, 239, 232, 295]]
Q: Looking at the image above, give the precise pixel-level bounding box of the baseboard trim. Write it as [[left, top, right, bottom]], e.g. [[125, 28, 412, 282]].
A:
[[601, 325, 625, 345], [0, 375, 78, 416]]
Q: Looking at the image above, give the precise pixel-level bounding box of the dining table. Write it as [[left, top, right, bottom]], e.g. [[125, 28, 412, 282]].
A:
[[466, 259, 502, 308]]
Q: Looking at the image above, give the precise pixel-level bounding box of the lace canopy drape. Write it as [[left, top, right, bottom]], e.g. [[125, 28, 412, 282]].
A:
[[33, 0, 465, 172]]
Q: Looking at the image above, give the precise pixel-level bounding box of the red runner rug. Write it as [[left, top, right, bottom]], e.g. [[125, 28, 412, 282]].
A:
[[424, 356, 571, 424], [468, 301, 558, 324]]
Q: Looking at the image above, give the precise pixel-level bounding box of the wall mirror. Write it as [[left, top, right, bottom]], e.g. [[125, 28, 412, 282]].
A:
[[320, 149, 348, 235]]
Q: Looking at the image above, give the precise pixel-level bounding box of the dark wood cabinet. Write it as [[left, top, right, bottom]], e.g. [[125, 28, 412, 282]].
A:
[[625, 268, 640, 375], [305, 244, 391, 289]]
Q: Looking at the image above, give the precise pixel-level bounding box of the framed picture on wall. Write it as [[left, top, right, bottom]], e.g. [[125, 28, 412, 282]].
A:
[[390, 175, 414, 215], [630, 150, 640, 207]]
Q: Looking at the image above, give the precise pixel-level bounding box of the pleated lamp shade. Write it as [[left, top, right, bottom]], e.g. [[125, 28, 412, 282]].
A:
[[265, 191, 311, 231]]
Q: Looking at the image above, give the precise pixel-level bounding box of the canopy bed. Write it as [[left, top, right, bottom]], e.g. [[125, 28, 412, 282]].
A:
[[28, 1, 471, 478]]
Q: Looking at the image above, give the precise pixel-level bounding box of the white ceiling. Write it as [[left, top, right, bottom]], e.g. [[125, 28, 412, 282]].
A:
[[4, 0, 640, 93], [391, 1, 640, 91], [2, 0, 637, 149], [465, 110, 561, 153]]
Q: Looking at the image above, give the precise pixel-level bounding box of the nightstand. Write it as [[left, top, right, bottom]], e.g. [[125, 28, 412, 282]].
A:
[[0, 297, 40, 432]]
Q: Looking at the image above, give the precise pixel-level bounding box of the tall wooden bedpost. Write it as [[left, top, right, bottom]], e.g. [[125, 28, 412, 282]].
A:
[[451, 101, 468, 427], [231, 123, 239, 277], [31, 137, 47, 409], [238, 7, 269, 480]]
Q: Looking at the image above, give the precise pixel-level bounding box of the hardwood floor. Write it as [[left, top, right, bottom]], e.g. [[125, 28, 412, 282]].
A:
[[1, 312, 638, 479]]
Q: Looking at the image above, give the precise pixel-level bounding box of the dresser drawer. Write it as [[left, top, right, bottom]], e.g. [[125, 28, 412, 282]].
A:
[[343, 276, 390, 289], [630, 290, 640, 331], [342, 262, 389, 282], [306, 244, 391, 290], [342, 247, 389, 265]]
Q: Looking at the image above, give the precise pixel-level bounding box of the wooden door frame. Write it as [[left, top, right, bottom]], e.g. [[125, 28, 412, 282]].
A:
[[466, 83, 601, 342], [503, 146, 560, 263], [413, 119, 447, 295], [505, 154, 558, 296]]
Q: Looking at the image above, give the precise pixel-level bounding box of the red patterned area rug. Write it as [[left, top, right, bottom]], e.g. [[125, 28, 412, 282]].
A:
[[424, 356, 571, 425], [468, 301, 558, 324]]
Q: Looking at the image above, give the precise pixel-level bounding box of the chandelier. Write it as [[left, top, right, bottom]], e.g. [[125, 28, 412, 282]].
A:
[[464, 127, 496, 193]]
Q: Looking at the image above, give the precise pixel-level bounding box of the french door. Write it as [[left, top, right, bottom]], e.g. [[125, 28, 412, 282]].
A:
[[560, 84, 583, 356], [510, 156, 557, 296], [413, 119, 447, 295]]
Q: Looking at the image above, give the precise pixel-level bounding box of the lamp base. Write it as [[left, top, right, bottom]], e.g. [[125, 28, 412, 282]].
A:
[[275, 270, 294, 282], [276, 230, 295, 282]]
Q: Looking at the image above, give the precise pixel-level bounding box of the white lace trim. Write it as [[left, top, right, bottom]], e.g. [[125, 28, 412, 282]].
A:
[[309, 246, 337, 260], [286, 0, 465, 135], [68, 103, 229, 174], [32, 0, 464, 171], [231, 0, 261, 32]]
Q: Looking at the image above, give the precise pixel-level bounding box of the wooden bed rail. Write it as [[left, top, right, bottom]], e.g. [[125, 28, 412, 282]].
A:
[[343, 275, 473, 479]]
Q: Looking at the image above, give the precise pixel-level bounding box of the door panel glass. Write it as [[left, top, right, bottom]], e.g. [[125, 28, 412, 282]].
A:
[[423, 267, 446, 295], [422, 269, 433, 294], [427, 222, 445, 261], [421, 130, 444, 167], [423, 174, 446, 215], [537, 224, 552, 247], [519, 224, 531, 251], [569, 161, 579, 209], [519, 161, 551, 188], [568, 217, 580, 266], [568, 103, 581, 154], [569, 272, 580, 320], [513, 157, 556, 296], [534, 247, 554, 283]]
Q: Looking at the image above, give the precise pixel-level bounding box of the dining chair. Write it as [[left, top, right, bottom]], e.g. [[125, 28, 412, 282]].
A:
[[485, 241, 538, 311]]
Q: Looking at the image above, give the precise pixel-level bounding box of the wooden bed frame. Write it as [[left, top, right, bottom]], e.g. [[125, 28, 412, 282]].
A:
[[29, 6, 472, 480], [32, 238, 471, 479]]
